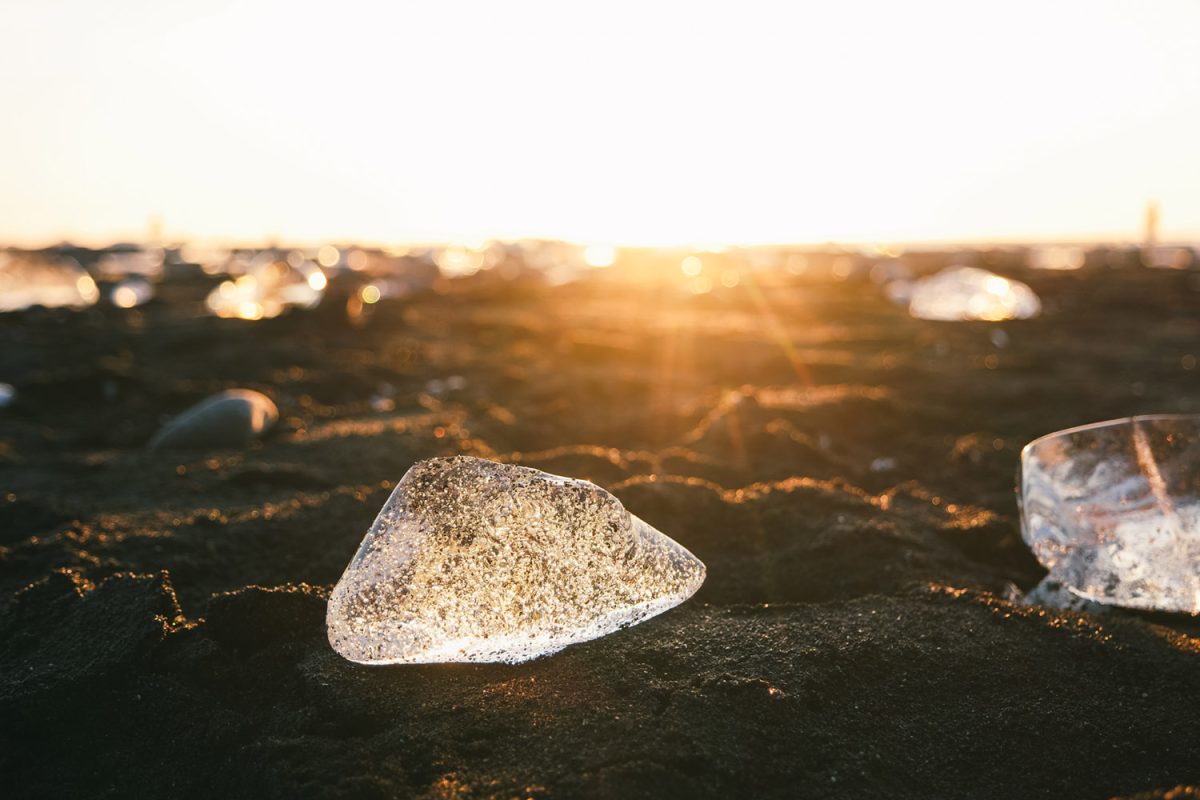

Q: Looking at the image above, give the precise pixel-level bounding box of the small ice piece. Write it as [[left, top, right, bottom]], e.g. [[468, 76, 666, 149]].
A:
[[111, 276, 155, 308], [1019, 415, 1200, 613], [327, 456, 707, 664], [907, 266, 1040, 321], [148, 389, 279, 450], [0, 253, 99, 312]]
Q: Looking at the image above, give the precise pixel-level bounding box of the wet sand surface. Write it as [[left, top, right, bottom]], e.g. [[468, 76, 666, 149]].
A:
[[2, 268, 1199, 798]]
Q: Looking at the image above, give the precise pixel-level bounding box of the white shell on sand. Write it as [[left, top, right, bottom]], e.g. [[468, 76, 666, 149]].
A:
[[148, 389, 278, 450]]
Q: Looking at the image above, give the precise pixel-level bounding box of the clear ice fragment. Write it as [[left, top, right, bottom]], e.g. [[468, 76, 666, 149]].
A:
[[327, 456, 707, 664], [907, 266, 1040, 321], [1019, 415, 1200, 613], [0, 253, 99, 312]]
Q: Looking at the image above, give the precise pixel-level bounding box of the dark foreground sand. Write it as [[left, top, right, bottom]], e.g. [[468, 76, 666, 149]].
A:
[[2, 266, 1199, 798]]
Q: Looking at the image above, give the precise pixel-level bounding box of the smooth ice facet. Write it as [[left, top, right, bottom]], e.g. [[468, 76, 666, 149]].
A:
[[907, 266, 1040, 321], [327, 456, 707, 664], [0, 253, 99, 312], [1019, 415, 1200, 613]]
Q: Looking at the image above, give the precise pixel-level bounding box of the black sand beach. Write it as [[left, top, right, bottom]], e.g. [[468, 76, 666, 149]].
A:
[[2, 266, 1199, 798]]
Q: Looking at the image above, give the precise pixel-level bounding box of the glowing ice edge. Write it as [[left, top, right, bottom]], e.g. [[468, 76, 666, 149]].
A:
[[333, 594, 690, 666]]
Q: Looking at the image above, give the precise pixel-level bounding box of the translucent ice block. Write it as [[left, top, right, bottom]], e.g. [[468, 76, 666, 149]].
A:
[[1019, 415, 1200, 613], [327, 456, 707, 664]]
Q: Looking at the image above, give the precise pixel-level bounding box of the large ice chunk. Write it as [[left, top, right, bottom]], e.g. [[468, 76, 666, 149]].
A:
[[327, 456, 706, 664], [908, 266, 1040, 321], [1020, 415, 1200, 613]]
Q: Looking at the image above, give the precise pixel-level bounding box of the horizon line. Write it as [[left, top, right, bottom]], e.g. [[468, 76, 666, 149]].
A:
[[4, 230, 1198, 253]]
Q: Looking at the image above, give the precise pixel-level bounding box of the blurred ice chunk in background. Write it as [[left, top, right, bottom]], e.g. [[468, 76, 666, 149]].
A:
[[205, 256, 325, 320], [907, 266, 1040, 321], [0, 252, 100, 311]]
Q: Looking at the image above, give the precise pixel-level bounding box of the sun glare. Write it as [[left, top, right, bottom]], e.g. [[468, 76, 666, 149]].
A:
[[583, 245, 617, 268], [0, 1, 1198, 247]]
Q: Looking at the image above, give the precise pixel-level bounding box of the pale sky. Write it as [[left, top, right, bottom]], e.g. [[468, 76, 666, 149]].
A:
[[1, 0, 1198, 247]]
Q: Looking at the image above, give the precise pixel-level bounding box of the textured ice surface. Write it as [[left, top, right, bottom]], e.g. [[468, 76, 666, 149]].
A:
[[327, 456, 707, 664], [908, 266, 1040, 321], [148, 389, 278, 450], [0, 253, 99, 312], [1020, 415, 1200, 613]]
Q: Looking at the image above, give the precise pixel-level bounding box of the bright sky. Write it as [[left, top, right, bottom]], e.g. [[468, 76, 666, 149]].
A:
[[1, 0, 1198, 247]]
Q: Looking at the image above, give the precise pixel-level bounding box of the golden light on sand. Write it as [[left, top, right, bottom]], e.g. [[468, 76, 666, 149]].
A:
[[583, 245, 617, 268], [238, 301, 263, 320]]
